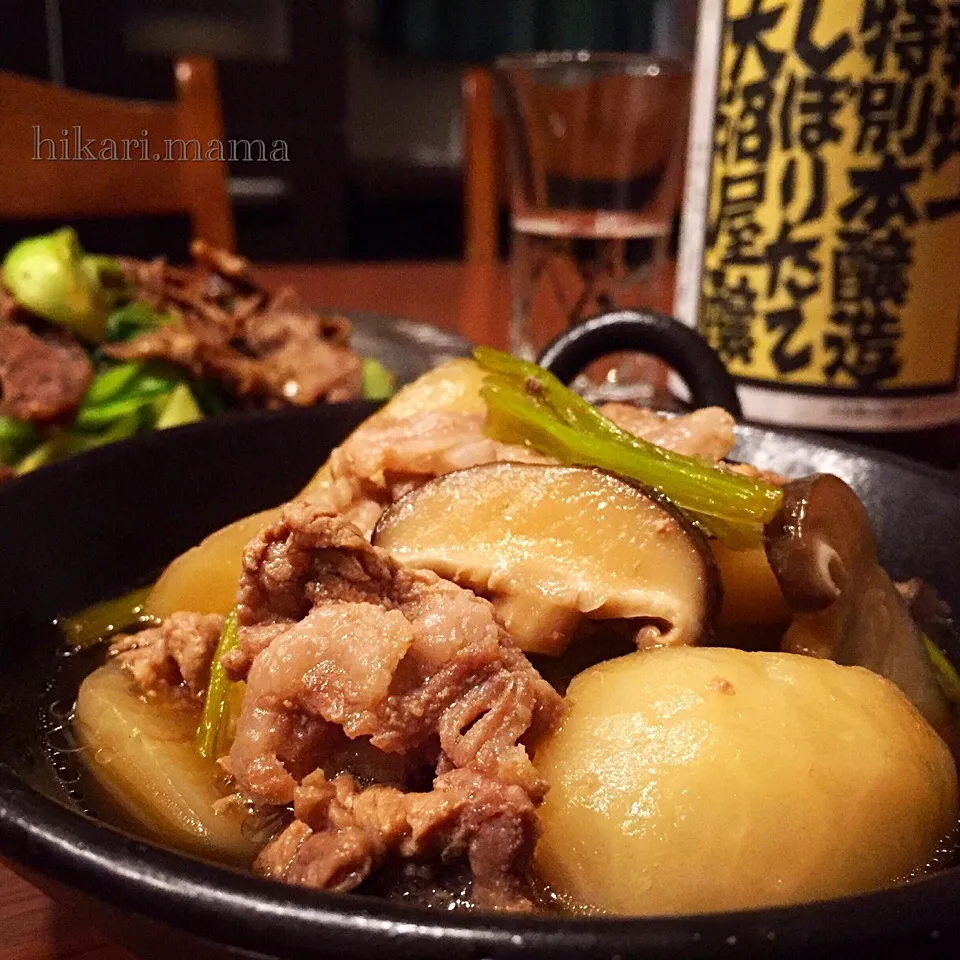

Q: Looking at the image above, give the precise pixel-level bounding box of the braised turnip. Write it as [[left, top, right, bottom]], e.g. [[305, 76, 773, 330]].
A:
[[146, 358, 488, 618], [74, 662, 257, 862], [535, 646, 958, 915]]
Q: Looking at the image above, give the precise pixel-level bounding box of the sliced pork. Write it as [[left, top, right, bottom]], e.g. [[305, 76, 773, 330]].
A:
[[256, 768, 537, 910], [305, 410, 549, 536], [110, 611, 224, 703], [220, 505, 561, 905], [599, 402, 736, 461], [305, 403, 739, 539], [225, 504, 561, 805]]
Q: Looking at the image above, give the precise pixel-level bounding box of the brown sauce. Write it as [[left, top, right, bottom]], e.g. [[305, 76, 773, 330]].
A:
[[42, 614, 960, 916]]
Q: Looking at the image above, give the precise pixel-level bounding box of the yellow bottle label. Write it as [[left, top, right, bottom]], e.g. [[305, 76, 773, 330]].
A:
[[688, 0, 960, 428]]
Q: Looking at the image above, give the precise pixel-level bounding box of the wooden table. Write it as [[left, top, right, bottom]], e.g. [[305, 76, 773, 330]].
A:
[[0, 260, 519, 960]]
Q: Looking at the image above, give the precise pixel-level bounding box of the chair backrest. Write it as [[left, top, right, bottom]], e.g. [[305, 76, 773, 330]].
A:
[[462, 66, 505, 265], [0, 58, 235, 251]]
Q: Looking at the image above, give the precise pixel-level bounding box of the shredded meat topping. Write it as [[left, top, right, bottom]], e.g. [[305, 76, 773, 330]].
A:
[[0, 321, 93, 422], [220, 505, 561, 905], [599, 403, 736, 461], [109, 611, 224, 703], [256, 768, 537, 911], [106, 243, 361, 408]]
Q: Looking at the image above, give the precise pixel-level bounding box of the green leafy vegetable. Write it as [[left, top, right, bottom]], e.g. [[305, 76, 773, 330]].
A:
[[474, 347, 782, 546], [8, 357, 201, 473], [82, 362, 143, 406], [75, 367, 177, 430], [155, 383, 203, 429], [197, 608, 240, 760], [104, 301, 174, 343], [1, 227, 125, 342], [362, 357, 397, 400], [0, 416, 38, 466], [924, 634, 960, 704], [68, 413, 142, 452], [57, 586, 154, 649]]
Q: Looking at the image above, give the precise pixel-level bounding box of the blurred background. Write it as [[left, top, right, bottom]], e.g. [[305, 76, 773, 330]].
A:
[[0, 0, 695, 262]]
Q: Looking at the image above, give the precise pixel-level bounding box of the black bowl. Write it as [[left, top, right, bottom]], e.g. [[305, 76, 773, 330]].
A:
[[0, 401, 958, 960]]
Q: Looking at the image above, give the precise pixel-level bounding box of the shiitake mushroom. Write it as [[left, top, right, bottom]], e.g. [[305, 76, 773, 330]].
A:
[[764, 473, 956, 744], [373, 462, 721, 656]]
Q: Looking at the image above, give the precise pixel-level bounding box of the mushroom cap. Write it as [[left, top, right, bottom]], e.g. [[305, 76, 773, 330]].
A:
[[765, 473, 955, 743], [764, 474, 877, 612], [374, 463, 721, 656]]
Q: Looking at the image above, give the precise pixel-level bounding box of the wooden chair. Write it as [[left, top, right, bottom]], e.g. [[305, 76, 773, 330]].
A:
[[0, 58, 235, 251], [462, 66, 504, 265]]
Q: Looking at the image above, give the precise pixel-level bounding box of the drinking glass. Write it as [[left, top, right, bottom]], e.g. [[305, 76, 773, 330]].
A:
[[495, 52, 691, 396]]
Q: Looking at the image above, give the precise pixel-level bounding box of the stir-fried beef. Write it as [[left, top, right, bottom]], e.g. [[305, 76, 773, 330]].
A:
[[110, 611, 224, 704], [0, 320, 93, 422], [242, 309, 360, 405], [0, 240, 361, 428], [107, 242, 362, 407], [108, 319, 360, 407], [191, 240, 253, 283], [257, 768, 537, 910]]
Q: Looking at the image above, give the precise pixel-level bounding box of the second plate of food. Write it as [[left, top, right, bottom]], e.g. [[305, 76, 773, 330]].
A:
[[0, 228, 470, 480]]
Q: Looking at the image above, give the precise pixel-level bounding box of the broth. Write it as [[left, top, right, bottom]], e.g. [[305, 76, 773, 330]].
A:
[[46, 592, 960, 916]]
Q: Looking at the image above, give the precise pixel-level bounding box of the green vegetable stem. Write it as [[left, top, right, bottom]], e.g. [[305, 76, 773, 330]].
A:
[[362, 357, 397, 400], [197, 608, 241, 760], [473, 347, 782, 546], [57, 586, 154, 649], [14, 436, 65, 474], [924, 634, 960, 704], [0, 415, 38, 466], [82, 362, 143, 406]]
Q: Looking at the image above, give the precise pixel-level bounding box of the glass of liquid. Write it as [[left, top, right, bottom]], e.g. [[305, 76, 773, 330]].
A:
[[496, 52, 691, 397]]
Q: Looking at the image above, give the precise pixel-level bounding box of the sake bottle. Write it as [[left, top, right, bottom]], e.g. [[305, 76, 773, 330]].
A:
[[676, 0, 960, 467]]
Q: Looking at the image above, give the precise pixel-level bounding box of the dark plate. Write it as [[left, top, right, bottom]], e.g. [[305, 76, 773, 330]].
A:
[[0, 308, 958, 960], [340, 310, 472, 386], [0, 402, 957, 960]]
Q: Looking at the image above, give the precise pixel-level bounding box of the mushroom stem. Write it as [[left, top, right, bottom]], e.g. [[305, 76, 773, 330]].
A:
[[765, 475, 955, 745]]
